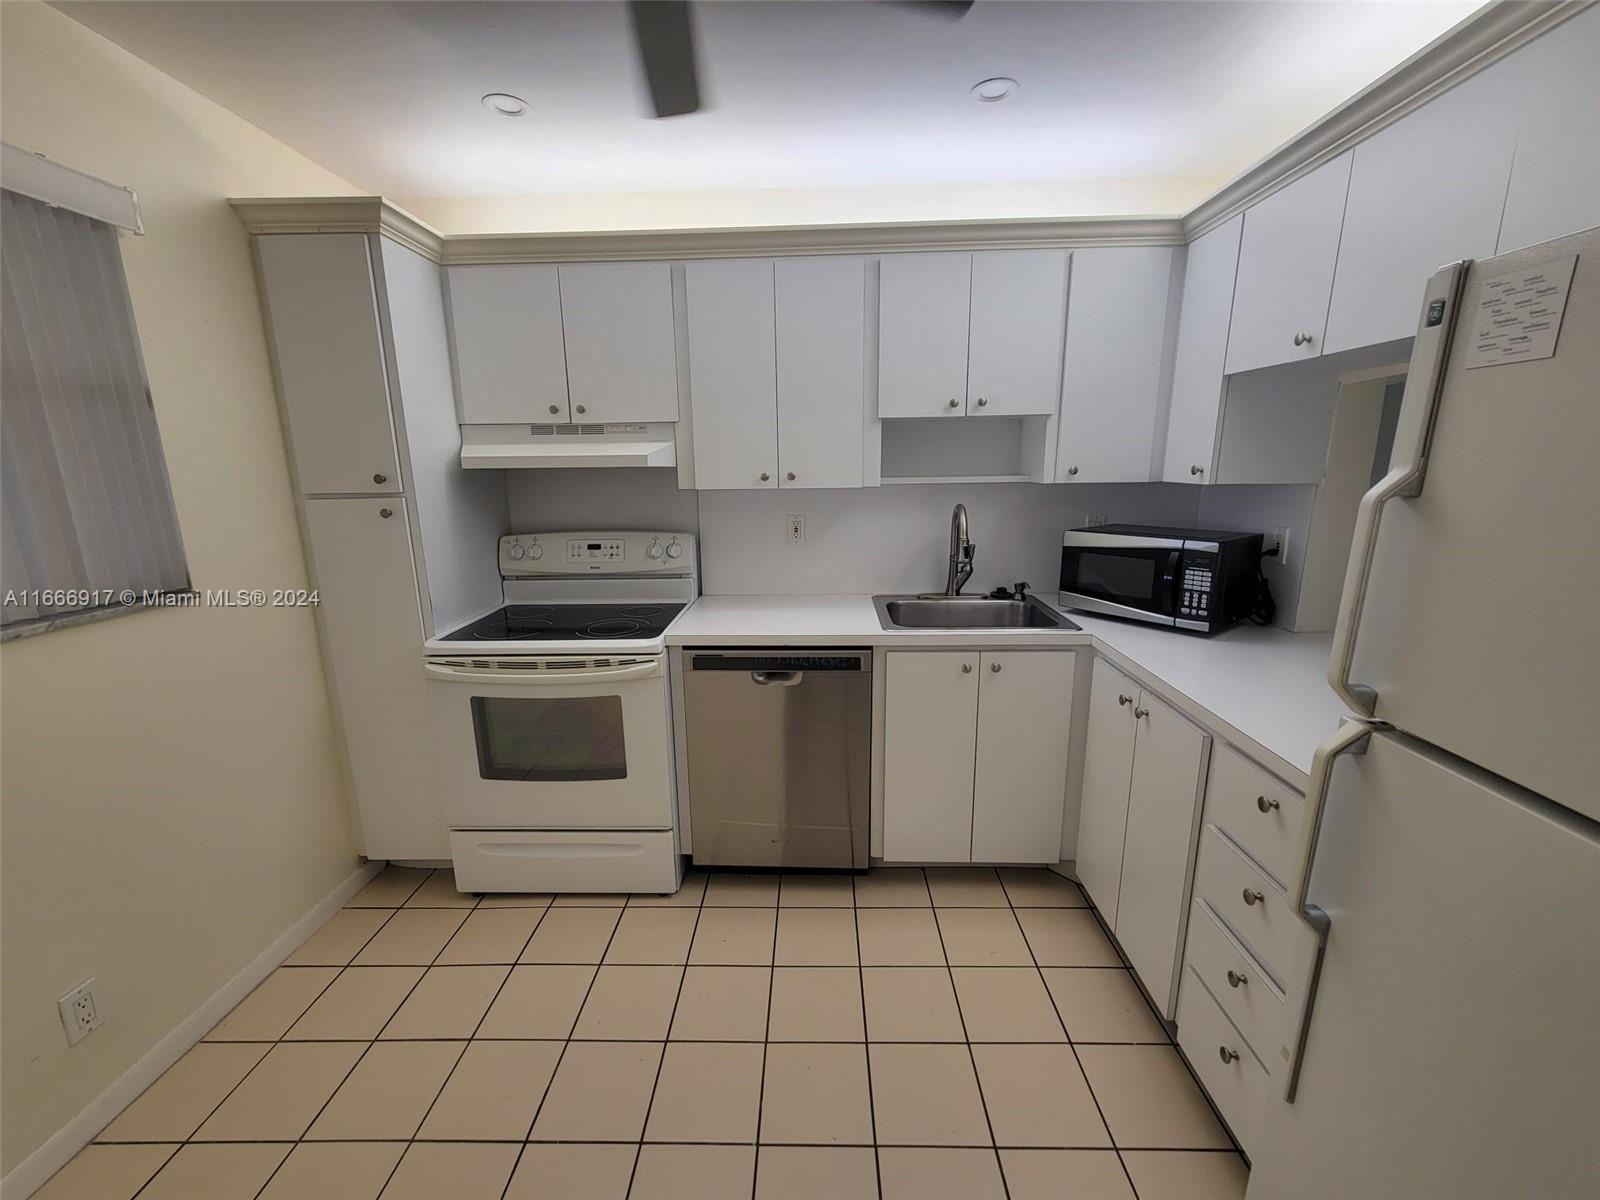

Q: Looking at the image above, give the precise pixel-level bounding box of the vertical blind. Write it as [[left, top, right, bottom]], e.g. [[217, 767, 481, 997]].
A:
[[1, 188, 188, 632]]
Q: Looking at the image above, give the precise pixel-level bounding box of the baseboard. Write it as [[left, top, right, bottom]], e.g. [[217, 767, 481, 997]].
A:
[[1, 859, 382, 1200]]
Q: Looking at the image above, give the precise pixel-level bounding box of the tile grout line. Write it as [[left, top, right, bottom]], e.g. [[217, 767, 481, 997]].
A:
[[749, 875, 786, 1200], [854, 868, 897, 1200]]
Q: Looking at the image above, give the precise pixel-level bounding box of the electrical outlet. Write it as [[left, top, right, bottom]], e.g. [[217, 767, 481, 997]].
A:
[[58, 978, 103, 1045], [1270, 527, 1291, 568], [1084, 513, 1109, 528], [787, 515, 805, 544]]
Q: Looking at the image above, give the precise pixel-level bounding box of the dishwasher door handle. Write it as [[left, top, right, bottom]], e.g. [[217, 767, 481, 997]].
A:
[[751, 670, 804, 687]]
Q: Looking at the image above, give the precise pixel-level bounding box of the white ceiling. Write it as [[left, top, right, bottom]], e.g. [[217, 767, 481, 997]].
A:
[[57, 0, 1483, 224]]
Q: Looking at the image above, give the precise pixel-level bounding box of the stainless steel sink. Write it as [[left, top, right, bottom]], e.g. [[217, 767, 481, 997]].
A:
[[873, 594, 1079, 631]]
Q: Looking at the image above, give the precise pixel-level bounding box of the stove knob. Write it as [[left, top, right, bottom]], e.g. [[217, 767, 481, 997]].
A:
[[507, 543, 526, 561], [665, 542, 683, 559], [646, 542, 664, 560], [528, 544, 544, 561]]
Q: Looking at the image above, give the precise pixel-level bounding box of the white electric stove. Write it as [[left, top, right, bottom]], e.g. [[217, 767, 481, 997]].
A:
[[424, 531, 696, 893]]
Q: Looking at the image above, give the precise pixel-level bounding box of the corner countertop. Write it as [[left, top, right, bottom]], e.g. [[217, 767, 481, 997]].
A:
[[666, 593, 1348, 784]]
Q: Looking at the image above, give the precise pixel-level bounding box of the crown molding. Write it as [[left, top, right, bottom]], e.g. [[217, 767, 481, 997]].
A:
[[229, 196, 445, 259], [1182, 0, 1590, 239]]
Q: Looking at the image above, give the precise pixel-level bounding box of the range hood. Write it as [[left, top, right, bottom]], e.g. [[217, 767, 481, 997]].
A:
[[460, 423, 678, 470]]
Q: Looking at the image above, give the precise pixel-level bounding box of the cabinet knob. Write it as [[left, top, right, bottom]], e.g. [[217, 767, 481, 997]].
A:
[[575, 404, 587, 415], [786, 472, 796, 481], [1293, 331, 1315, 347], [1227, 969, 1248, 989], [759, 472, 770, 482], [948, 398, 959, 409], [976, 397, 988, 408], [1067, 465, 1079, 476], [1219, 1046, 1241, 1065], [1133, 706, 1150, 719], [1118, 694, 1133, 706], [961, 663, 973, 673], [1256, 794, 1281, 813], [379, 507, 393, 519], [1190, 464, 1204, 476], [990, 662, 1002, 673], [1242, 888, 1264, 906], [373, 473, 387, 484], [548, 404, 561, 414]]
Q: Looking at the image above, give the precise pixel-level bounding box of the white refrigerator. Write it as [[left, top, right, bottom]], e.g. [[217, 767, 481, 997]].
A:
[[1248, 226, 1600, 1199]]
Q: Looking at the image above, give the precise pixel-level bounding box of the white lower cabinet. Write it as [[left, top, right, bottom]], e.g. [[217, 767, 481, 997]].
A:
[[1177, 964, 1270, 1154], [882, 650, 1075, 864], [1074, 658, 1210, 1017]]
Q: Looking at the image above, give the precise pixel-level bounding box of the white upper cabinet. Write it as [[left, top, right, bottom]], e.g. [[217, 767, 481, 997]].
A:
[[1223, 152, 1352, 374], [1324, 69, 1517, 355], [684, 259, 779, 491], [1162, 216, 1242, 484], [444, 264, 569, 424], [967, 249, 1070, 417], [1493, 6, 1600, 253], [774, 256, 867, 489], [1056, 247, 1179, 483], [878, 252, 973, 417], [558, 262, 679, 423], [256, 233, 401, 495]]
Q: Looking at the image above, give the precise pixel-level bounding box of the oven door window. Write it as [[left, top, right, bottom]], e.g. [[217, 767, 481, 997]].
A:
[[470, 695, 628, 781]]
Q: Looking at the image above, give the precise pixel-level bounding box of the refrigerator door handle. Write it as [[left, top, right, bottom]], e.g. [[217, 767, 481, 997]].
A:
[[1283, 717, 1378, 1103], [1328, 260, 1469, 715]]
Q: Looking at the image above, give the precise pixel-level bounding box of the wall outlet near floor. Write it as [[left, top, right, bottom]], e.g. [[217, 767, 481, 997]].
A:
[[58, 978, 103, 1045], [1269, 527, 1291, 567], [1084, 513, 1109, 528], [787, 515, 806, 544]]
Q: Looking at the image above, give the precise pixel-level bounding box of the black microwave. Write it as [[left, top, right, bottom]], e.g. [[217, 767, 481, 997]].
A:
[[1059, 524, 1264, 634]]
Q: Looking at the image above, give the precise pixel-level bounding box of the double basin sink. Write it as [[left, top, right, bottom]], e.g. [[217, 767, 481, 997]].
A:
[[873, 594, 1080, 631]]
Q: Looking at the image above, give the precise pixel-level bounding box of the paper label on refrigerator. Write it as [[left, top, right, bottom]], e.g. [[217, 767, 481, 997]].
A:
[[1462, 254, 1577, 369]]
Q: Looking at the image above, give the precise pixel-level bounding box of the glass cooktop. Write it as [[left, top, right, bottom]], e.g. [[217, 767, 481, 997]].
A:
[[441, 603, 686, 643]]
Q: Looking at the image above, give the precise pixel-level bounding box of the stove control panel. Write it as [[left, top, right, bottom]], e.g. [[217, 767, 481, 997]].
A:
[[500, 531, 696, 576]]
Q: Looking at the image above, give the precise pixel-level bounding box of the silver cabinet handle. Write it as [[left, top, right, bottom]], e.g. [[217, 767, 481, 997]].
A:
[[379, 507, 393, 519], [1219, 1046, 1240, 1064], [947, 398, 960, 409], [786, 472, 796, 481], [759, 473, 770, 482], [1241, 888, 1264, 906], [1283, 718, 1377, 1102], [1190, 464, 1204, 476], [1257, 794, 1281, 813], [961, 663, 973, 674], [1293, 331, 1314, 347], [575, 404, 587, 414], [1066, 465, 1079, 476], [1117, 694, 1132, 706], [976, 397, 988, 407], [1227, 969, 1248, 989], [1329, 260, 1466, 717], [1133, 706, 1149, 719], [548, 404, 561, 414], [990, 662, 1002, 673], [373, 473, 387, 484]]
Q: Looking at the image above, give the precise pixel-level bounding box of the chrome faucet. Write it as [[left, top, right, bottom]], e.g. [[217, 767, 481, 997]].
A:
[[942, 504, 975, 596]]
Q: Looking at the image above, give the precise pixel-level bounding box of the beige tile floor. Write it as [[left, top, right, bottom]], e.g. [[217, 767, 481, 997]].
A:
[[38, 865, 1247, 1200]]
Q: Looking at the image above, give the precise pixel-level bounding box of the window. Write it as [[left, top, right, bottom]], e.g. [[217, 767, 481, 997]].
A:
[[1, 187, 189, 638]]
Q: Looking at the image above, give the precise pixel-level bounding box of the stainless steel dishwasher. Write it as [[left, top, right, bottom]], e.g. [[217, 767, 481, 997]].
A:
[[682, 649, 872, 869]]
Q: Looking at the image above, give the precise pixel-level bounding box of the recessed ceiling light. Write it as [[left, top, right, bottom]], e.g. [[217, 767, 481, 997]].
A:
[[971, 77, 1019, 104], [482, 92, 528, 117]]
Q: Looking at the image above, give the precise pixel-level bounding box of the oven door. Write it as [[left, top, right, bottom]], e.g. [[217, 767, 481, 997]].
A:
[[425, 655, 674, 829], [1059, 532, 1182, 626]]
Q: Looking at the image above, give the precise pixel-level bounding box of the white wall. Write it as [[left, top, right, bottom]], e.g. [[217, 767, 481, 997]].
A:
[[1195, 484, 1320, 628], [0, 2, 364, 1176]]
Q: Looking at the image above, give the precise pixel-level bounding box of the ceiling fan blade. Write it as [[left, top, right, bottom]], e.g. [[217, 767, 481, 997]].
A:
[[628, 0, 701, 118]]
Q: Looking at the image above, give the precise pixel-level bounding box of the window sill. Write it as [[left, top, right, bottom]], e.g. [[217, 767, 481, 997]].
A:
[[1, 591, 198, 643]]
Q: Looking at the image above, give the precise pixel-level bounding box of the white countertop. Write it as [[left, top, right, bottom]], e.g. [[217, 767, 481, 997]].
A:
[[667, 593, 1349, 783]]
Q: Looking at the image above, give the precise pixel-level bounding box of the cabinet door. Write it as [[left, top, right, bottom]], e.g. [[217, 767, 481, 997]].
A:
[[443, 264, 569, 424], [775, 256, 866, 488], [257, 233, 401, 495], [559, 261, 679, 422], [882, 651, 980, 863], [967, 249, 1069, 417], [1162, 216, 1242, 484], [685, 259, 777, 490], [1056, 247, 1178, 482], [1493, 5, 1600, 252], [1117, 689, 1209, 1018], [1074, 658, 1139, 923], [878, 252, 972, 417], [1324, 71, 1517, 354], [302, 497, 443, 859], [1223, 152, 1352, 374], [972, 651, 1076, 863]]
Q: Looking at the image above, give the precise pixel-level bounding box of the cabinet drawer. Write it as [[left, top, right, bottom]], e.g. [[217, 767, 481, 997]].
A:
[[1193, 826, 1308, 988], [1184, 899, 1286, 1073], [449, 829, 682, 894], [1204, 744, 1305, 887], [1176, 965, 1268, 1156]]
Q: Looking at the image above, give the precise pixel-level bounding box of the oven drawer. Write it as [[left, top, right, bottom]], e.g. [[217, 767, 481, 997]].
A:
[[1176, 964, 1269, 1156], [1204, 744, 1305, 888], [1193, 825, 1311, 989], [449, 829, 682, 894], [1184, 898, 1287, 1073]]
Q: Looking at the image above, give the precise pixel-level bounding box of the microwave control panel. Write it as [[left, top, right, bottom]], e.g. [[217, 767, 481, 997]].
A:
[[1179, 552, 1216, 620]]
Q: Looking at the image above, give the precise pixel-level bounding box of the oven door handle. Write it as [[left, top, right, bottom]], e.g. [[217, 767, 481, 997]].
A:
[[424, 659, 664, 684]]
